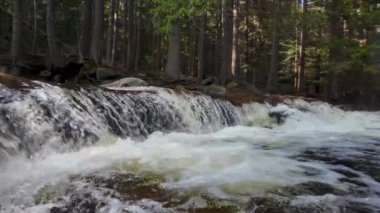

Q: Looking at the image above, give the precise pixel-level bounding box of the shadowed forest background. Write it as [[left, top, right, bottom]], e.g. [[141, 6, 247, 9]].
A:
[[0, 0, 379, 108]]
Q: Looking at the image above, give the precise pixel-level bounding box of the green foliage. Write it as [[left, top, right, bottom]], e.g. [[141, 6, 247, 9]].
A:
[[150, 0, 211, 34]]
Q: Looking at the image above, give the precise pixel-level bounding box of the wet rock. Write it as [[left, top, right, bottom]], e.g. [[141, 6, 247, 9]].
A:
[[268, 111, 288, 124], [102, 77, 148, 88]]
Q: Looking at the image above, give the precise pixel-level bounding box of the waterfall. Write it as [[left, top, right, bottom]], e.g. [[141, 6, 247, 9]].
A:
[[0, 81, 248, 158], [1, 81, 380, 213]]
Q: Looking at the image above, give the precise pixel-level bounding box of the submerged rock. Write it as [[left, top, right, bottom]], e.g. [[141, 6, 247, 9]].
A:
[[34, 171, 238, 213]]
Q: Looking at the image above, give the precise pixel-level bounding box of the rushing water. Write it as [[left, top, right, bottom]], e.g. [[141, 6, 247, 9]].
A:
[[0, 82, 379, 212]]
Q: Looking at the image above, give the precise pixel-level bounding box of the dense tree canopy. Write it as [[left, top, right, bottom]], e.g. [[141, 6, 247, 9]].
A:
[[0, 0, 379, 104]]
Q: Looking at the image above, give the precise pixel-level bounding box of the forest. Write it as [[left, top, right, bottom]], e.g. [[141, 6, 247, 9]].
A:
[[0, 0, 379, 107], [2, 1, 380, 212]]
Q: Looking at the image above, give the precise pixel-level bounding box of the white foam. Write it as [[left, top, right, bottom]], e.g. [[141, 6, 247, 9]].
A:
[[1, 98, 380, 211]]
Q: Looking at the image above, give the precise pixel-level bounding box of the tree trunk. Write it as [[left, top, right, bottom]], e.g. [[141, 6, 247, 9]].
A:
[[189, 20, 197, 76], [266, 0, 280, 92], [80, 0, 93, 59], [126, 0, 135, 72], [134, 14, 140, 71], [327, 0, 343, 98], [232, 0, 240, 80], [32, 0, 38, 53], [244, 0, 254, 85], [11, 0, 23, 65], [197, 15, 206, 80], [92, 0, 104, 65], [47, 0, 59, 68], [296, 0, 308, 94], [106, 0, 116, 64], [166, 23, 181, 80], [219, 0, 234, 84], [111, 0, 119, 68]]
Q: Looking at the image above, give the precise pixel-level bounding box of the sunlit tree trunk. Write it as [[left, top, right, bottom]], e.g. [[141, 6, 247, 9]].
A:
[[219, 0, 234, 84], [232, 0, 239, 80], [296, 0, 308, 94]]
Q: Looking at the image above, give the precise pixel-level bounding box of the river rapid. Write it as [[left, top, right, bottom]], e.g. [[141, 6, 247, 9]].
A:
[[0, 83, 379, 212]]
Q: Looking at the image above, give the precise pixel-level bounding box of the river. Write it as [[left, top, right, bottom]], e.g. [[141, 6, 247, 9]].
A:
[[0, 83, 379, 212]]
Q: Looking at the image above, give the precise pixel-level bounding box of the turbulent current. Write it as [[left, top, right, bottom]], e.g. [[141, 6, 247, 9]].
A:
[[0, 81, 379, 212]]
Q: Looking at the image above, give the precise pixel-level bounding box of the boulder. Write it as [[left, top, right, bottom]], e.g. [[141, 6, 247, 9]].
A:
[[95, 67, 119, 81], [202, 84, 226, 96], [102, 77, 148, 88]]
